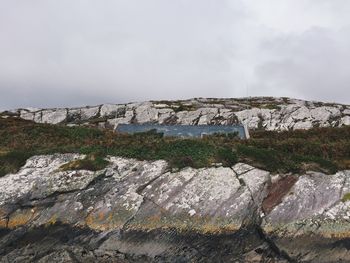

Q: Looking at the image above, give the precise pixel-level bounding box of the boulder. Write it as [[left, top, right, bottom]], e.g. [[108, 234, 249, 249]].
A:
[[135, 102, 158, 123], [41, 109, 67, 124], [263, 171, 350, 262]]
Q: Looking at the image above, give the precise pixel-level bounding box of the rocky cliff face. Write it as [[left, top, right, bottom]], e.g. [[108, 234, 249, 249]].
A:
[[1, 154, 350, 262], [1, 97, 350, 262], [3, 97, 350, 131]]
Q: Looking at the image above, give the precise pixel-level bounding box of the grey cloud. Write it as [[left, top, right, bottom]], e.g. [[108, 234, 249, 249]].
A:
[[0, 1, 349, 110], [251, 27, 350, 104]]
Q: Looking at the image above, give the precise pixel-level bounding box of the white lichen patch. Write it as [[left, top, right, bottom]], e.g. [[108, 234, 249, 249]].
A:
[[142, 166, 255, 224]]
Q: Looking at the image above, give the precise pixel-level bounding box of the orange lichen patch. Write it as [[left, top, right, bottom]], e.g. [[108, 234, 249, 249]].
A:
[[126, 213, 241, 235], [0, 209, 8, 228], [86, 210, 110, 231], [126, 222, 240, 235], [0, 220, 7, 228], [7, 208, 36, 229], [319, 231, 350, 239], [83, 204, 241, 235], [84, 208, 242, 235], [85, 207, 133, 231], [98, 211, 107, 221]]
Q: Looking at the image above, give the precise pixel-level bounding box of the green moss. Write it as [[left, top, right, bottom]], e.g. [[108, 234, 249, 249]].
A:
[[342, 193, 350, 202], [60, 154, 109, 171]]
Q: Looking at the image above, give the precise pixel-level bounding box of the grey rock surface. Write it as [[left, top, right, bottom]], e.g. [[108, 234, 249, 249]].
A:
[[5, 97, 350, 131], [1, 154, 350, 262], [262, 171, 350, 262]]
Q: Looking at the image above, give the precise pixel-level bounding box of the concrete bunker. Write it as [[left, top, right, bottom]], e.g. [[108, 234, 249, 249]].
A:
[[115, 124, 250, 139]]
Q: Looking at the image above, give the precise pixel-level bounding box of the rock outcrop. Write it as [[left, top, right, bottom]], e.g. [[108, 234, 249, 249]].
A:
[[1, 154, 350, 262], [2, 97, 350, 131]]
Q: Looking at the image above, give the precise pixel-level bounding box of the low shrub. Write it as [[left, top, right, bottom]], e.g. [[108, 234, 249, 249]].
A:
[[0, 150, 34, 177], [0, 117, 348, 175], [216, 147, 238, 167], [292, 155, 338, 174], [133, 129, 164, 139], [237, 145, 283, 172]]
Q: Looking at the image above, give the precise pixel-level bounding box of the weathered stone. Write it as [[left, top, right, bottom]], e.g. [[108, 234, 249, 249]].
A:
[[19, 110, 35, 121], [235, 108, 272, 129], [157, 108, 175, 124], [66, 108, 81, 122], [100, 104, 125, 118], [265, 172, 346, 225], [0, 153, 350, 262], [24, 107, 41, 112], [33, 112, 42, 122], [85, 157, 167, 231], [232, 162, 255, 175], [5, 97, 350, 131], [293, 120, 313, 130], [176, 109, 202, 125], [310, 106, 340, 122], [0, 154, 96, 207], [3, 97, 350, 262], [290, 106, 311, 120], [197, 108, 218, 125], [134, 167, 256, 232], [134, 102, 158, 123], [41, 109, 67, 124], [217, 109, 237, 125], [235, 165, 271, 206], [340, 116, 350, 126], [80, 106, 100, 121], [262, 171, 350, 262], [111, 109, 135, 129]]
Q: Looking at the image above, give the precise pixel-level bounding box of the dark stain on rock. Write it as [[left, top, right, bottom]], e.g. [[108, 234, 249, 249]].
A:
[[0, 223, 290, 262], [262, 175, 298, 214]]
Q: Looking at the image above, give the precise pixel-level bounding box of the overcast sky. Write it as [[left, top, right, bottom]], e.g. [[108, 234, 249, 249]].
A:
[[1, 0, 350, 110]]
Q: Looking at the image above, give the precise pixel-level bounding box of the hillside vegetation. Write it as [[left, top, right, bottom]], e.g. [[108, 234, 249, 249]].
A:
[[0, 117, 349, 177]]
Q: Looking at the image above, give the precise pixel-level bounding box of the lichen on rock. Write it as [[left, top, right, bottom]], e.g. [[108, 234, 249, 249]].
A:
[[0, 152, 350, 261]]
